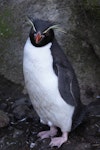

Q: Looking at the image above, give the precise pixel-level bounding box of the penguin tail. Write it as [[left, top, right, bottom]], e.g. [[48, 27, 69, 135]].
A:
[[71, 99, 100, 131], [72, 104, 88, 131]]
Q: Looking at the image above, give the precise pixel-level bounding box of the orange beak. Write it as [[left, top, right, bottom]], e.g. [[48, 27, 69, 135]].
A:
[[34, 32, 42, 44]]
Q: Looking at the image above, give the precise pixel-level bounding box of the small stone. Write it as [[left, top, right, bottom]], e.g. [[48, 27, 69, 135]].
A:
[[13, 129, 23, 138], [0, 103, 7, 110], [96, 95, 100, 99], [30, 142, 35, 148], [0, 110, 10, 128], [13, 105, 30, 120]]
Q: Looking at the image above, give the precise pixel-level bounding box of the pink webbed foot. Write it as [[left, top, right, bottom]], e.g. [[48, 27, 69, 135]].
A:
[[49, 132, 68, 148], [37, 126, 57, 139]]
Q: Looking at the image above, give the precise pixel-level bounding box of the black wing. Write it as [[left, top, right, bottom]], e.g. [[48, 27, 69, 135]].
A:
[[57, 65, 80, 106], [51, 39, 81, 106]]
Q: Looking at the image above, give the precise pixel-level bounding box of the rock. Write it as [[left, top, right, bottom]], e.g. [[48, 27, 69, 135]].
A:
[[0, 103, 7, 110], [13, 105, 31, 120], [12, 97, 31, 109], [0, 0, 73, 84], [0, 110, 10, 128], [82, 0, 100, 59], [12, 98, 34, 120], [30, 142, 36, 148], [0, 0, 100, 106], [13, 129, 23, 138]]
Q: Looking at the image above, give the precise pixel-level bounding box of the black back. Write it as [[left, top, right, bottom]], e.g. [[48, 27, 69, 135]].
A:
[[51, 39, 87, 130]]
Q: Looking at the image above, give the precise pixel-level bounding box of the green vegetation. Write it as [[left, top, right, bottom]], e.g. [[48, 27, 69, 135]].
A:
[[0, 8, 14, 38]]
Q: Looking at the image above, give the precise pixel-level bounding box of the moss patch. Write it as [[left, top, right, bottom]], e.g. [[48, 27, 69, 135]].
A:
[[0, 8, 14, 39]]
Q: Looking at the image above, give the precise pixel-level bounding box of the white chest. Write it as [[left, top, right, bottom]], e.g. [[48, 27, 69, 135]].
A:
[[23, 38, 74, 132], [23, 38, 57, 93]]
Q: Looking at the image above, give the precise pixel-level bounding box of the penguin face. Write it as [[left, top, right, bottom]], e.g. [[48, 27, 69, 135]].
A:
[[29, 19, 54, 47]]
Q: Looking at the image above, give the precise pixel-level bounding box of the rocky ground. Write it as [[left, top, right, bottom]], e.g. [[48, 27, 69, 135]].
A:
[[0, 0, 100, 150], [0, 75, 100, 150]]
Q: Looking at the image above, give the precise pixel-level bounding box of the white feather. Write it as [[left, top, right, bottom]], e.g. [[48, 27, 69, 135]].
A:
[[23, 38, 75, 132]]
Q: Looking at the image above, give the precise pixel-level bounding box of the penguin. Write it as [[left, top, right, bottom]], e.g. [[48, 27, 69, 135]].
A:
[[23, 18, 88, 147]]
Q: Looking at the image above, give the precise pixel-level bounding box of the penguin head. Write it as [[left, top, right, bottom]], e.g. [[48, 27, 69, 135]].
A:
[[29, 19, 55, 47]]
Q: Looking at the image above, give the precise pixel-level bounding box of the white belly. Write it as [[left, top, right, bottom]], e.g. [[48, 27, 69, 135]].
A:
[[23, 38, 74, 132]]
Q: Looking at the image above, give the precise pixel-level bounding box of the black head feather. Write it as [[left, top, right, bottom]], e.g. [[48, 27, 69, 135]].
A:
[[29, 19, 55, 47]]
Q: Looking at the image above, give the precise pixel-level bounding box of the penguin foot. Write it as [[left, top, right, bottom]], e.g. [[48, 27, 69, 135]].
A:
[[37, 126, 57, 139], [49, 132, 68, 148]]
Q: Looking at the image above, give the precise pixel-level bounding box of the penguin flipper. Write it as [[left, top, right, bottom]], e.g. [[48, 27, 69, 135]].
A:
[[56, 64, 80, 106], [51, 39, 80, 106]]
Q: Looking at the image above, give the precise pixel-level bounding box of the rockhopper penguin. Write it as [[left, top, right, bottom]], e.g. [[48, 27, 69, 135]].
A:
[[23, 19, 87, 147]]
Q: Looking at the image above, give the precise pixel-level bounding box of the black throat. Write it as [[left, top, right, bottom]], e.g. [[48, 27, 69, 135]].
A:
[[29, 28, 54, 47]]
